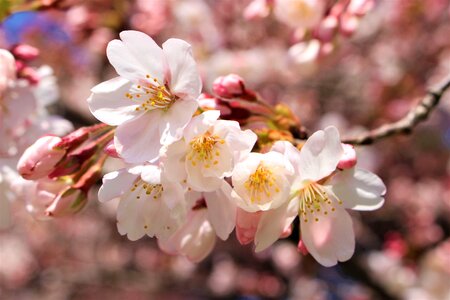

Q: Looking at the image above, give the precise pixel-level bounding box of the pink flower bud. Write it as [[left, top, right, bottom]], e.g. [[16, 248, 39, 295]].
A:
[[104, 140, 120, 158], [337, 143, 357, 169], [45, 187, 87, 217], [213, 74, 246, 99], [235, 208, 261, 245], [339, 13, 360, 36], [244, 0, 271, 20], [297, 239, 309, 255], [11, 44, 40, 61], [17, 136, 66, 180], [315, 15, 338, 42], [347, 0, 374, 17]]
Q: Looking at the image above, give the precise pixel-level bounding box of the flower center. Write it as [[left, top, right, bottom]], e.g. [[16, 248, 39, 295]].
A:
[[125, 74, 176, 112], [188, 132, 224, 168], [244, 163, 280, 204], [297, 182, 342, 223], [130, 179, 164, 200]]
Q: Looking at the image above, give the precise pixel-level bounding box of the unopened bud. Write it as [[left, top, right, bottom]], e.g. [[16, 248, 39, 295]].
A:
[[315, 15, 338, 42], [104, 140, 120, 158], [337, 143, 357, 169], [11, 44, 40, 61], [45, 187, 87, 217], [297, 239, 309, 255], [17, 135, 66, 180], [213, 74, 246, 99]]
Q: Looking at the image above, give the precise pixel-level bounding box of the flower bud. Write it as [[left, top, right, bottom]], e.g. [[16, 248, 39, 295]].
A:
[[11, 44, 40, 61], [297, 239, 309, 255], [17, 135, 66, 180], [337, 143, 357, 169], [213, 74, 246, 99], [244, 0, 271, 20], [104, 140, 120, 158], [235, 208, 261, 245], [45, 187, 87, 217]]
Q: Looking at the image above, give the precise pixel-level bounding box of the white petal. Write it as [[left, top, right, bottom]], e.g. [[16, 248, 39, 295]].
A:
[[186, 159, 223, 192], [204, 181, 237, 240], [254, 200, 297, 252], [162, 140, 188, 183], [184, 110, 220, 142], [159, 99, 198, 146], [115, 111, 163, 163], [141, 164, 161, 184], [298, 126, 343, 182], [88, 77, 140, 125], [332, 168, 386, 211], [271, 141, 301, 176], [107, 31, 164, 82], [301, 205, 355, 267], [162, 38, 202, 99], [98, 168, 138, 203]]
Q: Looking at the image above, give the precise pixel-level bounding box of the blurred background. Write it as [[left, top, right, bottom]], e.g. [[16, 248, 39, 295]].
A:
[[1, 0, 450, 299]]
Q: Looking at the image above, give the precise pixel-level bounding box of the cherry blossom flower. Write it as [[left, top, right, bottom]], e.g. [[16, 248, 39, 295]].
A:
[[98, 164, 186, 241], [158, 181, 238, 262], [163, 110, 256, 192], [232, 151, 294, 213], [88, 30, 202, 163], [253, 127, 386, 266]]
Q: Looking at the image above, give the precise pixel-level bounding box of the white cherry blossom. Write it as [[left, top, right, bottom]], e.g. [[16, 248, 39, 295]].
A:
[[88, 30, 202, 163], [254, 127, 386, 266], [163, 110, 256, 192], [232, 151, 294, 213], [98, 164, 186, 241]]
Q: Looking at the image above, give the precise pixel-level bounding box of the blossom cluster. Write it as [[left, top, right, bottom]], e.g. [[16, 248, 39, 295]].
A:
[[0, 46, 72, 228], [76, 31, 385, 264]]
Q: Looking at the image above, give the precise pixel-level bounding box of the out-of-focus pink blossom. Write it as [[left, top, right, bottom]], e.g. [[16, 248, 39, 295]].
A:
[[17, 135, 66, 180], [274, 0, 326, 29], [315, 15, 338, 42], [244, 0, 271, 20], [337, 143, 357, 170], [213, 74, 246, 99], [0, 49, 16, 95], [11, 45, 40, 61]]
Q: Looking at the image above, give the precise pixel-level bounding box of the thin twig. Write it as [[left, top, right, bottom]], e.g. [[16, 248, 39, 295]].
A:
[[342, 75, 450, 145]]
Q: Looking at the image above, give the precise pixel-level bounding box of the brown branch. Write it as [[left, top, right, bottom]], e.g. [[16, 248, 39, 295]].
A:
[[342, 75, 450, 145]]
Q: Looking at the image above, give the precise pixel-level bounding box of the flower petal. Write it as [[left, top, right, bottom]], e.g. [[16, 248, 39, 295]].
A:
[[115, 111, 163, 163], [88, 77, 140, 125], [163, 140, 188, 183], [254, 200, 298, 252], [235, 208, 261, 245], [298, 126, 343, 182], [162, 38, 202, 99], [301, 205, 355, 266], [204, 181, 237, 240], [184, 110, 220, 142], [159, 98, 198, 146], [332, 168, 386, 211], [98, 168, 139, 203], [107, 31, 164, 82]]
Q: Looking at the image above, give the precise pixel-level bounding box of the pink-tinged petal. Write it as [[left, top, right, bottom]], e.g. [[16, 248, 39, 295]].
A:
[[301, 205, 355, 267], [254, 200, 298, 252], [204, 181, 237, 240], [159, 209, 216, 262], [160, 181, 187, 219], [162, 38, 202, 99], [332, 168, 386, 211], [115, 111, 163, 163], [88, 77, 140, 126], [119, 31, 165, 81], [184, 110, 220, 142], [162, 140, 188, 183], [298, 126, 343, 182], [159, 99, 198, 146], [98, 168, 139, 203], [3, 86, 37, 128], [235, 208, 261, 245]]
